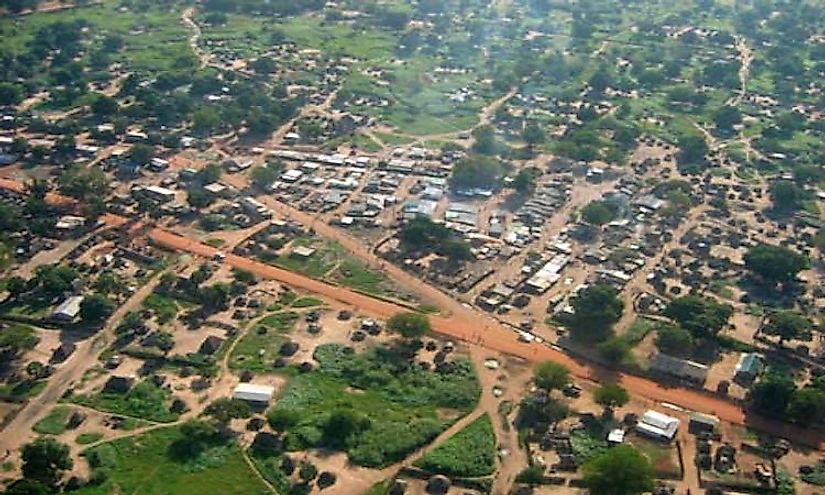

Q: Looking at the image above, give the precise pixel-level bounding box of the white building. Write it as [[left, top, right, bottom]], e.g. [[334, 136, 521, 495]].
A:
[[233, 383, 275, 404], [52, 295, 84, 323], [636, 410, 680, 441]]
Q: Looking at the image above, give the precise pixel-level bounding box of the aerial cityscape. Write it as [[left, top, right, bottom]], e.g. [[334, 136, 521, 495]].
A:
[[0, 0, 824, 494]]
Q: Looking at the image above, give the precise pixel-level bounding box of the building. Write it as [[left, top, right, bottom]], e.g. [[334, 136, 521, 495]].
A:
[[734, 353, 764, 384], [52, 296, 84, 323], [233, 383, 275, 404], [139, 185, 177, 203], [636, 410, 680, 441], [291, 246, 316, 258], [55, 215, 86, 234], [688, 412, 720, 435], [649, 352, 709, 384]]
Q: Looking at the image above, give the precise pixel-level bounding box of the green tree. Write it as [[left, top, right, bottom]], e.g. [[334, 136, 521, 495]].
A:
[[712, 105, 742, 132], [203, 398, 251, 424], [192, 107, 221, 135], [58, 165, 108, 201], [4, 479, 52, 495], [677, 133, 708, 164], [744, 244, 810, 286], [20, 438, 72, 487], [91, 94, 118, 116], [513, 168, 537, 196], [129, 143, 155, 165], [0, 325, 39, 357], [654, 324, 694, 357], [582, 445, 654, 495], [663, 296, 733, 339], [750, 374, 796, 418], [449, 154, 503, 191], [770, 180, 803, 213], [522, 122, 545, 147], [581, 201, 617, 226], [787, 388, 825, 424], [570, 284, 624, 341], [598, 337, 630, 364], [533, 361, 569, 391], [267, 409, 300, 432], [764, 310, 810, 344], [250, 163, 283, 189], [0, 82, 24, 105], [5, 276, 28, 298], [79, 293, 115, 323], [386, 312, 431, 339], [593, 384, 629, 415], [322, 409, 369, 449]]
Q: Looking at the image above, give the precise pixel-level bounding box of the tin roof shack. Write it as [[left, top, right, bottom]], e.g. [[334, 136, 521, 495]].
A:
[[52, 295, 84, 323], [233, 383, 274, 408], [649, 353, 709, 385], [136, 185, 177, 204], [55, 215, 87, 237], [689, 412, 720, 436], [733, 353, 763, 385], [636, 410, 680, 442]]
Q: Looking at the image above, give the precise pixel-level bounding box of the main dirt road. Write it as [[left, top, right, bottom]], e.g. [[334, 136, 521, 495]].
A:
[[2, 178, 823, 449], [149, 228, 825, 450]]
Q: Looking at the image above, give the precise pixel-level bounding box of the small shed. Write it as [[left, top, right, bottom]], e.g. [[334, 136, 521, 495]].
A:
[[199, 335, 225, 355], [52, 296, 84, 323], [734, 353, 763, 384], [688, 412, 720, 435], [233, 383, 275, 405]]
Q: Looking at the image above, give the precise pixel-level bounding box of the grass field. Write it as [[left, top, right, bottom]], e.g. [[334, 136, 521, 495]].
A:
[[415, 414, 497, 478], [33, 406, 72, 435], [229, 311, 299, 372], [76, 426, 271, 495], [76, 432, 104, 445]]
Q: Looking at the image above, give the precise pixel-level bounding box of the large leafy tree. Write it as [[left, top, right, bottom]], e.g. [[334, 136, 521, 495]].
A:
[[763, 310, 810, 344], [386, 312, 431, 339], [744, 244, 809, 286], [20, 438, 72, 487], [583, 445, 654, 495], [593, 384, 629, 414], [533, 362, 569, 391], [663, 296, 732, 339], [569, 284, 624, 341]]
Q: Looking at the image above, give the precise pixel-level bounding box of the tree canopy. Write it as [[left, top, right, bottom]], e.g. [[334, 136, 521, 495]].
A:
[[593, 384, 630, 411], [744, 244, 809, 286], [21, 438, 73, 487], [449, 154, 503, 192], [569, 284, 624, 341], [654, 324, 695, 357], [763, 310, 810, 344], [386, 312, 431, 339], [79, 293, 116, 323], [581, 200, 619, 226], [663, 296, 732, 339], [582, 445, 654, 495], [533, 361, 569, 391]]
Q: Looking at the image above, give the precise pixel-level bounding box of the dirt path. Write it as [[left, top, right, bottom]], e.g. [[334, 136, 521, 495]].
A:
[[728, 36, 753, 107], [181, 7, 209, 69], [0, 268, 171, 457]]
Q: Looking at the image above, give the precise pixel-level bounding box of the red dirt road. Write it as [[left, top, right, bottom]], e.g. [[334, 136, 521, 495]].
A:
[[149, 228, 825, 450]]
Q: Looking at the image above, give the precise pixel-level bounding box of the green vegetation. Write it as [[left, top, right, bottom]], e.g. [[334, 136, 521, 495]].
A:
[[414, 414, 496, 477], [76, 425, 270, 495], [143, 293, 181, 324], [290, 297, 322, 308], [33, 406, 72, 435], [533, 361, 570, 391], [268, 344, 479, 468], [398, 216, 472, 262], [75, 433, 104, 445], [230, 311, 298, 372], [386, 312, 431, 339], [69, 379, 179, 423], [583, 445, 655, 495], [568, 284, 624, 342]]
